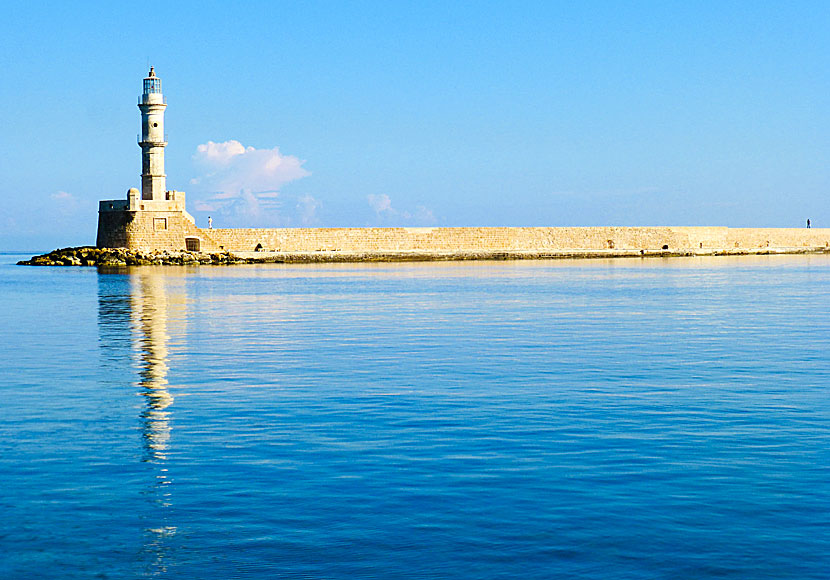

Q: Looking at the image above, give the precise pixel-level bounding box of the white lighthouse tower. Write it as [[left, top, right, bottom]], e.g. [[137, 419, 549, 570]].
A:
[[138, 67, 167, 200], [96, 69, 199, 251]]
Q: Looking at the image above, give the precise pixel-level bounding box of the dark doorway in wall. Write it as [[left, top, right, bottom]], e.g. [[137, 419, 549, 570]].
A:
[[185, 237, 201, 252]]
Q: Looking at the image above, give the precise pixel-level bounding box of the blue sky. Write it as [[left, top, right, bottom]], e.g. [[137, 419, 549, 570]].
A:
[[1, 1, 828, 250]]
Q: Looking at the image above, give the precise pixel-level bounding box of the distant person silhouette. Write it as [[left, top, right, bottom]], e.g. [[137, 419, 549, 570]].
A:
[[208, 216, 213, 229], [807, 219, 811, 229]]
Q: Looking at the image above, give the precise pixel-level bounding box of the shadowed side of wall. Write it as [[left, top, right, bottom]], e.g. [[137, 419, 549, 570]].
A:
[[96, 207, 131, 248]]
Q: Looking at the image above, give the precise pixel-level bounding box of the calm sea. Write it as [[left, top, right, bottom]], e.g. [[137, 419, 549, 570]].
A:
[[1, 252, 829, 579]]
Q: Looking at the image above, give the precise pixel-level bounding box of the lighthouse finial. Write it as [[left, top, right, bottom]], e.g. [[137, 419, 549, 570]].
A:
[[149, 66, 155, 77]]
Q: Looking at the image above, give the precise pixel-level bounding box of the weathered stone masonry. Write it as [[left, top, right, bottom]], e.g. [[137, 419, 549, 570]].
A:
[[97, 210, 830, 258], [203, 225, 830, 254]]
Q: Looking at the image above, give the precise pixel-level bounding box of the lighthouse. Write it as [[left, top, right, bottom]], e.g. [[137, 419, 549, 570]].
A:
[[97, 67, 197, 250], [138, 67, 167, 200]]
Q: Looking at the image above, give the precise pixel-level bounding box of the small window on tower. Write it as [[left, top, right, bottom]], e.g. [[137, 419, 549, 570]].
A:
[[153, 123, 158, 127], [154, 218, 168, 231]]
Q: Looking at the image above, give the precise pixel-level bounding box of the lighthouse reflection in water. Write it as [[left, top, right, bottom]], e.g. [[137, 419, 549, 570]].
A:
[[130, 271, 180, 572]]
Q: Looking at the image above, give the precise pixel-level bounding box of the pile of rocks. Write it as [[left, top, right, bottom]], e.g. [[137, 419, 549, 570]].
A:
[[18, 247, 248, 267]]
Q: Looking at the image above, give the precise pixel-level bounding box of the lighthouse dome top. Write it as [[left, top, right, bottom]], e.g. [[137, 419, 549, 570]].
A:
[[143, 67, 162, 95]]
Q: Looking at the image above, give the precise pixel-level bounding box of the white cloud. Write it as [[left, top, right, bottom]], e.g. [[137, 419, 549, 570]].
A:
[[367, 193, 393, 215], [194, 140, 247, 165], [366, 194, 436, 225], [49, 190, 81, 214], [190, 140, 310, 220], [413, 205, 436, 223], [296, 195, 321, 225], [50, 190, 74, 201]]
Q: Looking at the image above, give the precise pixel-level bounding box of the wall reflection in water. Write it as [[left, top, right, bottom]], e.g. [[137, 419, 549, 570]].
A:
[[132, 273, 174, 465], [98, 268, 188, 576]]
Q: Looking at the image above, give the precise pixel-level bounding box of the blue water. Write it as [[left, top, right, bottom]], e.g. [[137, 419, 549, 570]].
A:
[[1, 252, 829, 579]]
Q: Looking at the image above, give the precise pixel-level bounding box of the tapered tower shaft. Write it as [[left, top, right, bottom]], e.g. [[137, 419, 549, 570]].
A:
[[138, 67, 167, 201]]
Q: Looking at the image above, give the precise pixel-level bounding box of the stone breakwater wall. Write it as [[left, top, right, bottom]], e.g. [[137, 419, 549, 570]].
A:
[[204, 226, 830, 255], [23, 227, 830, 267], [95, 206, 830, 261]]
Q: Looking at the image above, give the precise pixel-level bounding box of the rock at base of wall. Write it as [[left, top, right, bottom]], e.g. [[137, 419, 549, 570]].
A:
[[17, 247, 246, 267]]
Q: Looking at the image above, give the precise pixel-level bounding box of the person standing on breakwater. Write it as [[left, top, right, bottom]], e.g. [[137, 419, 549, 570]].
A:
[[208, 216, 213, 229], [807, 219, 811, 228]]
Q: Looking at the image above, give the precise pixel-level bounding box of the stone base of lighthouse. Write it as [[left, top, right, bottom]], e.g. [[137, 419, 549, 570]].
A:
[[97, 187, 220, 252]]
